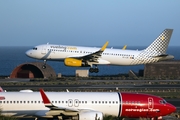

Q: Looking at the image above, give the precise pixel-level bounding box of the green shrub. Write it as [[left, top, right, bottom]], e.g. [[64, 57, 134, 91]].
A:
[[0, 115, 18, 120]]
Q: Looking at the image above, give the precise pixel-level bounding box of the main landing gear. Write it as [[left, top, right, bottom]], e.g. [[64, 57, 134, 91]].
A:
[[89, 66, 99, 73], [42, 60, 47, 69]]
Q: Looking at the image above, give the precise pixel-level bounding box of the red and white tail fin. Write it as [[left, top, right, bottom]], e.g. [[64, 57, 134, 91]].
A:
[[0, 87, 4, 92], [40, 89, 53, 107]]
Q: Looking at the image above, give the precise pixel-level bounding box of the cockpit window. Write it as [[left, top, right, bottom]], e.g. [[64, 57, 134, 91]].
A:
[[159, 100, 167, 104], [33, 47, 37, 50]]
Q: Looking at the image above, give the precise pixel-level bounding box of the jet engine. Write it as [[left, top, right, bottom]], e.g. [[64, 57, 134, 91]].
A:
[[64, 58, 89, 67]]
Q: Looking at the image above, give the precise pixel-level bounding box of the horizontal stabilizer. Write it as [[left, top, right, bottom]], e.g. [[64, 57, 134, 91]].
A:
[[153, 54, 174, 61], [152, 54, 168, 57]]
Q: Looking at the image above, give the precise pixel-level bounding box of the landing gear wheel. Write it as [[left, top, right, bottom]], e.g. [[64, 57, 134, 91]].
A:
[[89, 68, 99, 73], [89, 68, 94, 73], [94, 68, 99, 73], [42, 65, 46, 69], [42, 60, 47, 69]]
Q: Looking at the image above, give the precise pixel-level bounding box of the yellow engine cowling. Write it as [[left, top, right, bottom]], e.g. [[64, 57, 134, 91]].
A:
[[64, 58, 83, 67]]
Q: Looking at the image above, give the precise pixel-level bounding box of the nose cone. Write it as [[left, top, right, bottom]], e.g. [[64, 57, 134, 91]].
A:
[[26, 50, 33, 58], [166, 103, 176, 114]]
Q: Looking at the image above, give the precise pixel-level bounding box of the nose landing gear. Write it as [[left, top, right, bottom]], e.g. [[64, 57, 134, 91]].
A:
[[42, 60, 47, 69]]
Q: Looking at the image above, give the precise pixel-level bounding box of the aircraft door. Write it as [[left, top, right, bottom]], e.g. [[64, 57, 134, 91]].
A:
[[147, 97, 154, 117], [41, 45, 47, 54], [74, 99, 79, 107], [68, 99, 73, 107], [148, 97, 154, 109]]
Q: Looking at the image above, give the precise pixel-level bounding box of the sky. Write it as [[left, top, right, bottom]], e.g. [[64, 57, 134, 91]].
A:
[[0, 0, 180, 47]]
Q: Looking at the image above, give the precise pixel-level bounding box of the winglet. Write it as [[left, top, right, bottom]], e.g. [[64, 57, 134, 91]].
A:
[[100, 41, 109, 51], [122, 45, 127, 50], [40, 89, 52, 106]]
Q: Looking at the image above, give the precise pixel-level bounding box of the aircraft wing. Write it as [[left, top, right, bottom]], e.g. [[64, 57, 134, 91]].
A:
[[40, 89, 79, 112], [68, 41, 109, 62], [39, 89, 103, 119]]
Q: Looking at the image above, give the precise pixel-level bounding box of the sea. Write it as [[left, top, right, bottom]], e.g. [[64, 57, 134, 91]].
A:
[[0, 46, 179, 76]]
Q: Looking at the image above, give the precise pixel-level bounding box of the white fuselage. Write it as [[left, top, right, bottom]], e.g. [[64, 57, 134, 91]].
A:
[[26, 44, 162, 66], [0, 92, 120, 117], [0, 91, 176, 119]]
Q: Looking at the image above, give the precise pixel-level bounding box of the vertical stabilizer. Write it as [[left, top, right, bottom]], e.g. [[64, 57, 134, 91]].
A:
[[0, 87, 4, 92], [145, 29, 173, 55]]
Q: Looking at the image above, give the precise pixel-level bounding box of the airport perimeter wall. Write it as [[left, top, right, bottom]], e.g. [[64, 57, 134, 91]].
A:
[[144, 60, 180, 79]]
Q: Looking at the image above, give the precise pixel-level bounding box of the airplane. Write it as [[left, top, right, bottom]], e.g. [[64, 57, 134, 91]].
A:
[[0, 88, 176, 120], [26, 29, 174, 73]]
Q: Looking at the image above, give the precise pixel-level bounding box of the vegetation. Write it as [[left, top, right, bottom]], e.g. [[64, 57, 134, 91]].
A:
[[0, 116, 17, 120], [103, 115, 125, 120], [1, 76, 180, 99], [0, 109, 17, 120]]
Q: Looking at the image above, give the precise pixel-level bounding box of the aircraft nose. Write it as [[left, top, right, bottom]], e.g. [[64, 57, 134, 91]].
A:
[[167, 103, 176, 114], [25, 50, 32, 57]]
